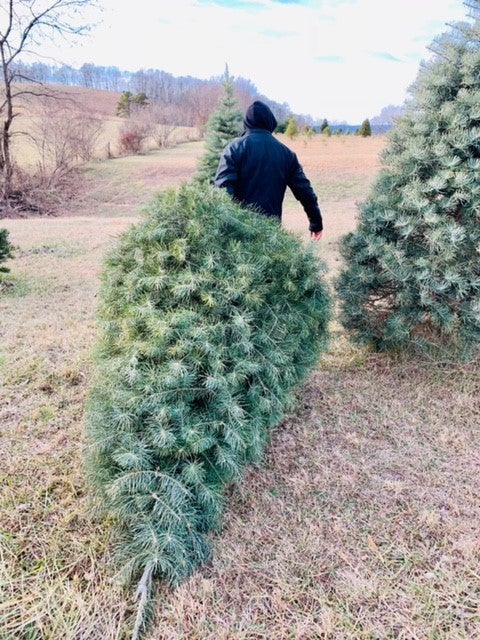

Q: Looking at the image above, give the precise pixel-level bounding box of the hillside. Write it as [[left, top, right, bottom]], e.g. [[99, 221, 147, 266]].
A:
[[17, 84, 121, 118], [8, 85, 201, 191]]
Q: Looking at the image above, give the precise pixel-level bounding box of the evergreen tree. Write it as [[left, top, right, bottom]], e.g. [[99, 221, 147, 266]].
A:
[[336, 3, 480, 356], [0, 228, 14, 274], [132, 92, 148, 107], [195, 72, 243, 185], [116, 91, 133, 117], [358, 118, 372, 137], [85, 183, 330, 636], [320, 118, 329, 133], [302, 125, 315, 140], [285, 117, 299, 138], [116, 91, 149, 117]]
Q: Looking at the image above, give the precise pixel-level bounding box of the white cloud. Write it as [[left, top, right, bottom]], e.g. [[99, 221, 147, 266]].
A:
[[45, 0, 468, 123]]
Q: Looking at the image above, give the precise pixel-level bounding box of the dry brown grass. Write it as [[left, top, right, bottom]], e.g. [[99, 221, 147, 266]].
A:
[[1, 131, 479, 640], [16, 84, 123, 119]]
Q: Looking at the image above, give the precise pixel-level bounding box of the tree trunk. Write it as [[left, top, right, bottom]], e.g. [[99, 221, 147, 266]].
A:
[[0, 119, 13, 202], [0, 32, 14, 203]]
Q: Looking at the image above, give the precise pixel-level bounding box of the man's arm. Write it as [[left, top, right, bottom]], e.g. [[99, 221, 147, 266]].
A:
[[214, 145, 238, 196], [287, 155, 323, 235]]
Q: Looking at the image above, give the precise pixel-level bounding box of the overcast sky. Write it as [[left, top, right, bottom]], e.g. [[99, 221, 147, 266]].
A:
[[55, 0, 468, 124]]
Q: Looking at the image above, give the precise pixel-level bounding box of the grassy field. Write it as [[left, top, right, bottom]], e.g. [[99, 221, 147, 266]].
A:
[[1, 134, 479, 640]]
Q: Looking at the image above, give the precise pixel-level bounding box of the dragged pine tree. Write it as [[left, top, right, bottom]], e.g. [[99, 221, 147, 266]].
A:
[[195, 68, 243, 185], [84, 183, 330, 636], [336, 2, 480, 357]]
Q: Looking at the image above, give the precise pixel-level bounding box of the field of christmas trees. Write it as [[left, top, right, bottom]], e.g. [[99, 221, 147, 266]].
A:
[[1, 3, 480, 638]]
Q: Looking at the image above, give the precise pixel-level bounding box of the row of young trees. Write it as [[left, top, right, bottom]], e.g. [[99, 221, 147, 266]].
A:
[[278, 116, 372, 137]]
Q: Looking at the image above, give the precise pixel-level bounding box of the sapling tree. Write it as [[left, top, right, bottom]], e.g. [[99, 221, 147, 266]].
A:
[[357, 118, 372, 137], [116, 91, 149, 117], [195, 71, 243, 184], [84, 183, 330, 638], [0, 228, 14, 273], [336, 2, 480, 357], [285, 116, 299, 139]]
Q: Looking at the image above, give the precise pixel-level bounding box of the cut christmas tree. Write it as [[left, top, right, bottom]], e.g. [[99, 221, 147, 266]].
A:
[[84, 183, 330, 636]]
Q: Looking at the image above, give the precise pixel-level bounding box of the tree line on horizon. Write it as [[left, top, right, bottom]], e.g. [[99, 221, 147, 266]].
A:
[[11, 60, 315, 127], [11, 60, 389, 128]]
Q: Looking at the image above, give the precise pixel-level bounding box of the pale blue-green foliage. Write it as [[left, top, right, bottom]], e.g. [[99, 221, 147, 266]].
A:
[[195, 77, 243, 185], [336, 14, 480, 356], [85, 183, 330, 590]]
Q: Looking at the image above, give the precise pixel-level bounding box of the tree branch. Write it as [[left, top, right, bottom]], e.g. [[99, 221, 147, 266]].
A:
[[131, 562, 154, 640]]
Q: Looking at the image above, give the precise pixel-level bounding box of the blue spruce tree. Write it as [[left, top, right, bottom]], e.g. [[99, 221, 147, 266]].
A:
[[336, 1, 480, 357], [195, 69, 243, 185]]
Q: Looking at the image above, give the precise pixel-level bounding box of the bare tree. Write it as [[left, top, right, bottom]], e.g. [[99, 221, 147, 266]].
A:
[[184, 84, 222, 132], [145, 102, 179, 148], [0, 0, 98, 206], [32, 96, 103, 181]]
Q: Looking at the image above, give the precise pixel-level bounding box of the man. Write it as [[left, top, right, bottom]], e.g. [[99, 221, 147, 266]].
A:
[[214, 100, 323, 241]]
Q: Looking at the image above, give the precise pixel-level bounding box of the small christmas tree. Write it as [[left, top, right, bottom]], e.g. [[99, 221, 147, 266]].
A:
[[320, 118, 329, 133], [336, 2, 480, 357], [116, 91, 133, 117], [0, 228, 14, 274], [357, 118, 372, 137], [85, 183, 330, 636], [285, 116, 299, 139], [195, 69, 243, 185]]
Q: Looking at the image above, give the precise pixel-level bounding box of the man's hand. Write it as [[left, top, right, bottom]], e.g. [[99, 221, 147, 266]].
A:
[[310, 230, 323, 241]]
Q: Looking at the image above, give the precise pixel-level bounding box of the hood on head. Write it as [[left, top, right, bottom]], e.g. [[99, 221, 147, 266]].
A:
[[243, 101, 278, 132]]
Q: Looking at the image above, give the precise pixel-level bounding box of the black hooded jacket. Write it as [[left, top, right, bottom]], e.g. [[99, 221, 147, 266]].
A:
[[214, 101, 323, 232]]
